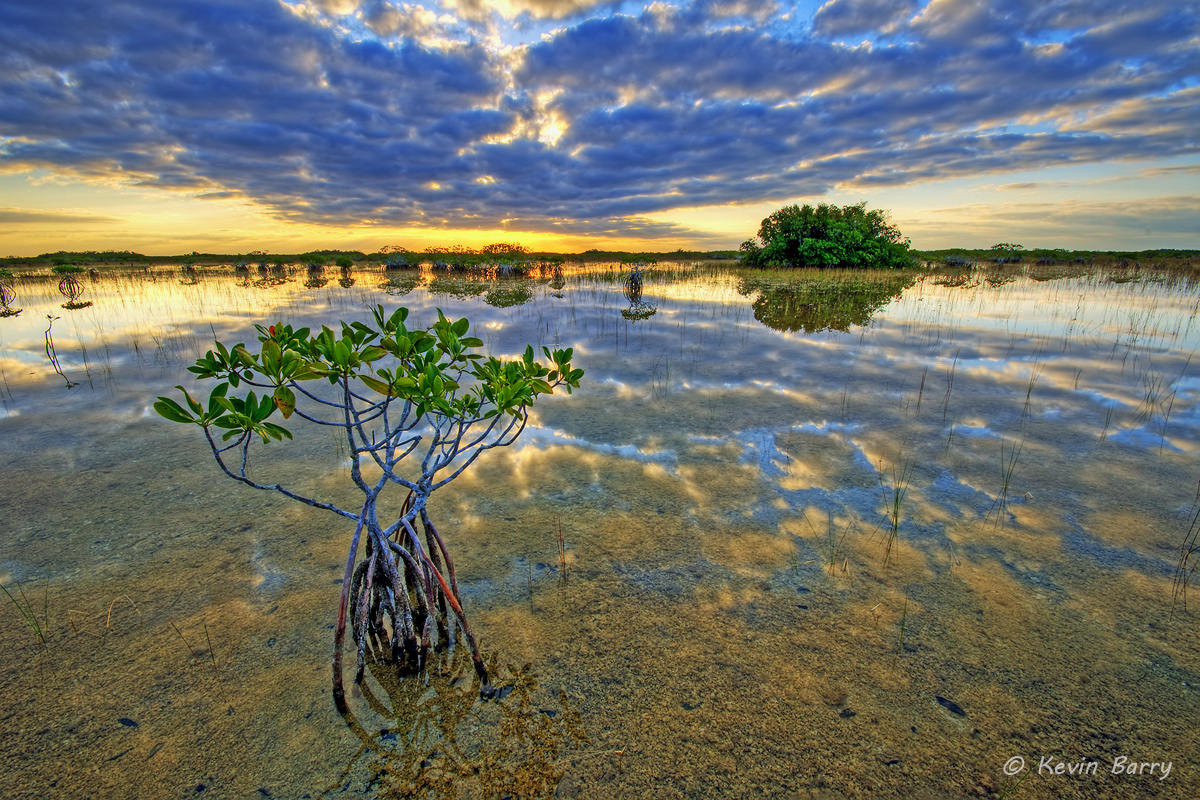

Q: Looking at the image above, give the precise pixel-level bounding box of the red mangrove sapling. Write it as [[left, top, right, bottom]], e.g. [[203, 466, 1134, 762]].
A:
[[154, 305, 583, 710]]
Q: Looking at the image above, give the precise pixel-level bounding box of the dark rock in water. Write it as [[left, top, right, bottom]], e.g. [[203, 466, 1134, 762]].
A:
[[117, 717, 138, 728], [796, 586, 812, 594], [936, 696, 966, 717], [838, 708, 857, 718]]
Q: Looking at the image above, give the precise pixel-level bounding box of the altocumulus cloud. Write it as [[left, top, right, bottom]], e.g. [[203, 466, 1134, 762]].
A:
[[0, 0, 1196, 239]]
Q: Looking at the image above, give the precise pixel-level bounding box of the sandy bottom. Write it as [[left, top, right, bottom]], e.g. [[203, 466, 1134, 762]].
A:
[[1, 398, 1197, 800]]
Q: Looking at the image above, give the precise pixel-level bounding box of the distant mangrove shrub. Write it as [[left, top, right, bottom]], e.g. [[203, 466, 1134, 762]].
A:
[[740, 202, 913, 269]]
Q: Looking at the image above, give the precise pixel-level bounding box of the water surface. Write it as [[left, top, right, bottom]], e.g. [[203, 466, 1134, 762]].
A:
[[1, 264, 1198, 798]]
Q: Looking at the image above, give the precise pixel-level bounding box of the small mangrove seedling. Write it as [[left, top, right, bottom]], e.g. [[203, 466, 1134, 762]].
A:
[[154, 305, 583, 710], [620, 258, 657, 321], [0, 269, 21, 317], [52, 264, 91, 309]]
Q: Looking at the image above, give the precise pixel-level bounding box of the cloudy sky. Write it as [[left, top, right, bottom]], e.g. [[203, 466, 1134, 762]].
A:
[[1, 0, 1197, 256]]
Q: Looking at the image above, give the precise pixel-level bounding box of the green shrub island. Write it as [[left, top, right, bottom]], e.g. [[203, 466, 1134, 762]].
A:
[[740, 202, 913, 268], [154, 306, 583, 708]]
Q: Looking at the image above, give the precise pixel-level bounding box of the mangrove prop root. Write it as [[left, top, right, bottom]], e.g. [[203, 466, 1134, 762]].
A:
[[333, 514, 493, 710]]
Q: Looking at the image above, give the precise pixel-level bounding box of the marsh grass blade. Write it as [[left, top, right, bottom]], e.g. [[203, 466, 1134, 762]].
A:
[[1172, 479, 1200, 615], [986, 435, 1026, 527], [877, 457, 916, 566], [2, 577, 49, 646]]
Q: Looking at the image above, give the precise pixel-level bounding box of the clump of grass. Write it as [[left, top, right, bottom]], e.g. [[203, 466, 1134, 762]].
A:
[[986, 435, 1026, 526], [804, 509, 854, 576], [169, 619, 245, 727], [1021, 362, 1045, 422], [914, 365, 928, 416], [941, 349, 960, 423], [877, 457, 916, 566], [2, 577, 50, 646]]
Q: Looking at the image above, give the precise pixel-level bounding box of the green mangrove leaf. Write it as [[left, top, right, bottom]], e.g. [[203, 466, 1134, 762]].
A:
[[153, 397, 195, 424], [359, 374, 394, 396], [360, 345, 387, 362], [207, 383, 230, 417], [177, 385, 204, 416], [260, 422, 293, 441], [262, 340, 282, 374]]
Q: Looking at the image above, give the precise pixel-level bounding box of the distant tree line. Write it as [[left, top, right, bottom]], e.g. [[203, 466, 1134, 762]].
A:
[[913, 246, 1200, 267]]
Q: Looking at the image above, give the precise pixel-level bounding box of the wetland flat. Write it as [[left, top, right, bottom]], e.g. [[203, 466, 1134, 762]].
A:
[[1, 263, 1198, 798]]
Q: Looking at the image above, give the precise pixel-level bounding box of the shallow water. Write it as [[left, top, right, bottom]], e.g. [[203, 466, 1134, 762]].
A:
[[1, 264, 1199, 798]]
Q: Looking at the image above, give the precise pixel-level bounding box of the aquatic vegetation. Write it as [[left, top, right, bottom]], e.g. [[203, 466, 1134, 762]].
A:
[[43, 314, 79, 389], [986, 435, 1026, 527], [876, 457, 915, 566], [169, 619, 240, 719], [0, 270, 20, 317], [941, 349, 959, 423], [896, 593, 909, 654], [555, 516, 568, 587], [620, 266, 656, 321], [805, 509, 853, 576], [154, 306, 583, 709], [1, 577, 49, 646], [52, 264, 90, 308], [1132, 357, 1192, 451]]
